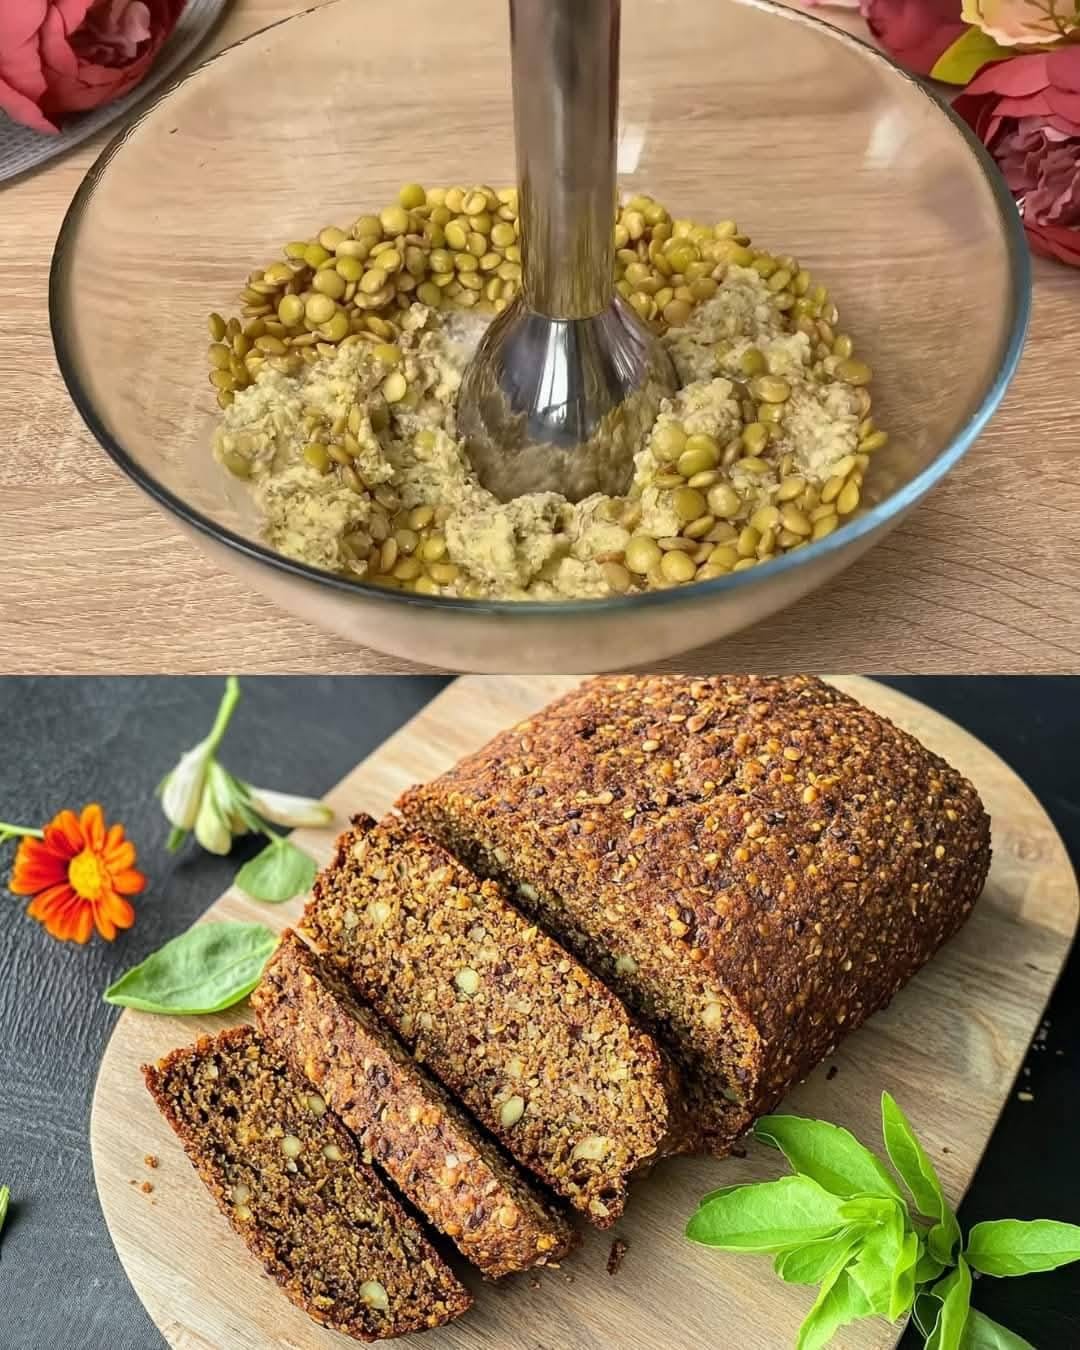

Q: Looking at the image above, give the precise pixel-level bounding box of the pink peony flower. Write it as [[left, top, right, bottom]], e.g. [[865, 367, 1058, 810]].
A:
[[954, 48, 1080, 264], [861, 0, 971, 76], [961, 0, 1080, 48], [0, 0, 186, 136]]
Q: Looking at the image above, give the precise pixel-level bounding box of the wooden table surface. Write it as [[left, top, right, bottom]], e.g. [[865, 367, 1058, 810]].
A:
[[3, 0, 1078, 675]]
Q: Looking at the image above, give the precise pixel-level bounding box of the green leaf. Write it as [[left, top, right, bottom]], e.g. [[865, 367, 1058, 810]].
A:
[[916, 1245, 947, 1284], [966, 1218, 1080, 1276], [839, 1196, 900, 1225], [774, 1226, 865, 1285], [847, 1204, 907, 1319], [234, 838, 317, 904], [0, 1184, 9, 1235], [103, 922, 277, 1014], [960, 1309, 1036, 1350], [929, 27, 1014, 86], [914, 1291, 943, 1340], [929, 1259, 972, 1350], [685, 1175, 847, 1253], [881, 1093, 961, 1263], [890, 1228, 919, 1321], [754, 1114, 905, 1202], [699, 1183, 747, 1205], [797, 1264, 874, 1350]]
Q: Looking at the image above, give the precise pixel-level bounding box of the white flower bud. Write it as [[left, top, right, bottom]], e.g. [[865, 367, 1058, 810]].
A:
[[245, 786, 333, 829]]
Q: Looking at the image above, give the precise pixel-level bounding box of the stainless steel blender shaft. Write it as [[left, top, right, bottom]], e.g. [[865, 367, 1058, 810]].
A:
[[456, 0, 677, 504], [514, 0, 618, 319]]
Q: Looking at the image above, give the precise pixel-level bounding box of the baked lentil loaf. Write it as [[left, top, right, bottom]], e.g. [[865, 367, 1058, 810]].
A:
[[398, 674, 992, 1152], [300, 812, 681, 1226], [252, 929, 576, 1276], [143, 1026, 470, 1341]]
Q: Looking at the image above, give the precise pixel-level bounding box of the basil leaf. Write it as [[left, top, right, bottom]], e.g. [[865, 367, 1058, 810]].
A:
[[966, 1218, 1080, 1276], [838, 1196, 899, 1225], [847, 1204, 906, 1318], [914, 1291, 943, 1340], [960, 1309, 1036, 1350], [890, 1228, 919, 1321], [881, 1092, 961, 1263], [916, 1245, 947, 1284], [928, 1259, 972, 1350], [774, 1225, 865, 1284], [796, 1264, 874, 1350], [699, 1184, 747, 1205], [755, 1114, 904, 1202], [686, 1175, 846, 1253], [235, 838, 317, 904], [0, 1184, 9, 1235], [103, 922, 277, 1014]]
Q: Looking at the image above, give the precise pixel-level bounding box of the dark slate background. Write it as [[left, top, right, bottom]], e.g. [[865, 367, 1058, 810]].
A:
[[0, 677, 1076, 1350]]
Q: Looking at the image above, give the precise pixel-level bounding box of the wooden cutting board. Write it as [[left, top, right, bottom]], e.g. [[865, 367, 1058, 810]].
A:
[[91, 677, 1079, 1350]]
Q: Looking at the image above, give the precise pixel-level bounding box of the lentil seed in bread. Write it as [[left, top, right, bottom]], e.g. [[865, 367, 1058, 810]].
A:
[[300, 813, 681, 1227], [252, 930, 576, 1277], [143, 1026, 470, 1341], [398, 675, 992, 1152]]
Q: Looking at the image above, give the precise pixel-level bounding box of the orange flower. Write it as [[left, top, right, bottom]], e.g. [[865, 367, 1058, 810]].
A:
[[9, 804, 145, 943]]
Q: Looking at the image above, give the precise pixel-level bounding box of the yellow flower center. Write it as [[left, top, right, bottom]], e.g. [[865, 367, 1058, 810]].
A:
[[69, 848, 107, 901]]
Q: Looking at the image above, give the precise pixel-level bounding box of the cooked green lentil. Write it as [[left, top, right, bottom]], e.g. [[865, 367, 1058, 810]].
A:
[[210, 186, 886, 601]]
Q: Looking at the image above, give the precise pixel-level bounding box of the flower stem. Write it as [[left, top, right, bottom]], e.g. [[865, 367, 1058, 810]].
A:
[[204, 676, 241, 757], [0, 822, 45, 842]]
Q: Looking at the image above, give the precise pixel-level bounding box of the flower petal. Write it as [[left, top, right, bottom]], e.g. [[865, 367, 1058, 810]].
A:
[[0, 72, 59, 133], [110, 867, 147, 896], [100, 889, 136, 930], [80, 803, 106, 851], [95, 907, 117, 941], [27, 881, 76, 920], [9, 838, 68, 894], [246, 785, 334, 829], [45, 809, 84, 858], [161, 739, 213, 831], [71, 903, 94, 944], [103, 838, 136, 871]]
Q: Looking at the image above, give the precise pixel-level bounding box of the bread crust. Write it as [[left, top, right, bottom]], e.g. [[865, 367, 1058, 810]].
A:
[[398, 675, 992, 1150]]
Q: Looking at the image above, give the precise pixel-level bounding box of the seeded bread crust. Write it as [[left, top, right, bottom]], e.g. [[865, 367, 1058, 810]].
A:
[[253, 930, 576, 1277], [143, 1026, 471, 1341], [397, 674, 992, 1152], [300, 813, 681, 1227]]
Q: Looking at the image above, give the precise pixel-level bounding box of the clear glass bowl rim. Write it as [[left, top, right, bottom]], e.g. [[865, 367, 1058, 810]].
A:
[[49, 0, 1032, 619]]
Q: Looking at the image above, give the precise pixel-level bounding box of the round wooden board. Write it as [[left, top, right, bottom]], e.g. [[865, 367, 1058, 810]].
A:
[[92, 677, 1079, 1350]]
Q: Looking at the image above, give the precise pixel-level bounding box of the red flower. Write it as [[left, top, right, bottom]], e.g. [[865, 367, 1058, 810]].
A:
[[0, 0, 186, 136], [861, 0, 970, 76], [954, 49, 1080, 265], [10, 804, 145, 943]]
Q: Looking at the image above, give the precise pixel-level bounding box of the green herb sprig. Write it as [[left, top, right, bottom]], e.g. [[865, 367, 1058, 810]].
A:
[[687, 1093, 1080, 1349], [158, 677, 331, 903]]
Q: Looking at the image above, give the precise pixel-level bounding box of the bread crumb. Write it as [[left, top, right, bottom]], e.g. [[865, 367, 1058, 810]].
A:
[[144, 1154, 159, 1168], [140, 1181, 154, 1194], [826, 1065, 838, 1081], [607, 1238, 629, 1275], [1017, 1090, 1034, 1102]]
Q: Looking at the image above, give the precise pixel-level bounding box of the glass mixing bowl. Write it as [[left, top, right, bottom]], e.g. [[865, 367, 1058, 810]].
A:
[[50, 0, 1029, 673]]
